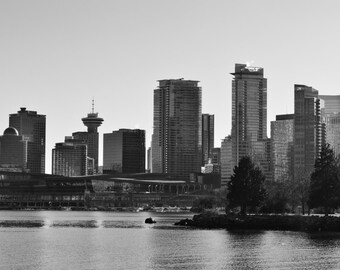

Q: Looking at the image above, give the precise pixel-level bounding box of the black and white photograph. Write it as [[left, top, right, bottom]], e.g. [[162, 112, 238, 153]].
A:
[[1, 1, 340, 269]]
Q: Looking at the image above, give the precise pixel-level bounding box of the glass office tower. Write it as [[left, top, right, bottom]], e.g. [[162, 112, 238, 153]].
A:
[[103, 129, 145, 174], [231, 64, 270, 178], [152, 79, 202, 180], [294, 84, 325, 179]]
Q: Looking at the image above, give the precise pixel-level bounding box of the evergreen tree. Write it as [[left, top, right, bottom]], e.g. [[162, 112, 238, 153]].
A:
[[227, 156, 266, 215], [309, 144, 340, 216]]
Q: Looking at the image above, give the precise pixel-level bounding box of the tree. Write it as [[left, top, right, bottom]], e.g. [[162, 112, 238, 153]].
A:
[[309, 144, 340, 216], [293, 170, 311, 215], [261, 181, 289, 214], [227, 156, 266, 215]]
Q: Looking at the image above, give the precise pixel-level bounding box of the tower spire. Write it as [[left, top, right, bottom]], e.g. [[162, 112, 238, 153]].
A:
[[92, 98, 95, 114]]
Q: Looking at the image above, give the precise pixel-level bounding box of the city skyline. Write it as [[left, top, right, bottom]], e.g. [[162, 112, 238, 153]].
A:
[[1, 1, 340, 173]]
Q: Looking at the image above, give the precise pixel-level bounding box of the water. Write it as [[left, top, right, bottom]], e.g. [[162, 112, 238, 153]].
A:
[[1, 211, 340, 270]]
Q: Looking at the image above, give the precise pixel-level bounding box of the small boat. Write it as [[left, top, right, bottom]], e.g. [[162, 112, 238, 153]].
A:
[[145, 217, 156, 224]]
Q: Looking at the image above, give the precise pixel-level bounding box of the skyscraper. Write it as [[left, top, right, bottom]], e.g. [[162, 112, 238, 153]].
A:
[[271, 114, 294, 182], [231, 64, 269, 176], [152, 79, 202, 179], [103, 129, 145, 174], [319, 95, 340, 157], [0, 127, 28, 172], [220, 135, 232, 188], [9, 108, 46, 174], [294, 84, 325, 179], [72, 102, 103, 174], [202, 114, 214, 166]]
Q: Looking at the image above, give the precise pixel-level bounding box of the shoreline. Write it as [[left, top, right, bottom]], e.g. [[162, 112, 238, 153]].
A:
[[174, 212, 340, 232]]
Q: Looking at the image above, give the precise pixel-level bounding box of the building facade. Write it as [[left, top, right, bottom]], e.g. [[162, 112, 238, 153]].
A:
[[319, 95, 340, 157], [271, 114, 294, 182], [52, 137, 92, 177], [0, 127, 28, 172], [152, 79, 202, 180], [211, 147, 221, 165], [220, 135, 233, 188], [319, 95, 340, 114], [230, 64, 270, 177], [9, 108, 46, 174], [103, 129, 145, 174], [202, 114, 214, 166], [294, 84, 325, 180]]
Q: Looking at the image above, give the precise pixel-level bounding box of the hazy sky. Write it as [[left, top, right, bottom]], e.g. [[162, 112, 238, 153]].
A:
[[1, 1, 340, 173]]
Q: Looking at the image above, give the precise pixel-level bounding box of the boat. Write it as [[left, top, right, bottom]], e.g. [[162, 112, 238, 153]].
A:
[[145, 217, 156, 224]]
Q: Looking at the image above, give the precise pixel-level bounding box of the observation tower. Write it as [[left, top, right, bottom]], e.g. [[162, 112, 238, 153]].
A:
[[81, 99, 104, 133]]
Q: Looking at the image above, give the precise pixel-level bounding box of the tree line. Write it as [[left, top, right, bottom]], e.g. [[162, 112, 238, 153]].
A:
[[227, 144, 340, 216]]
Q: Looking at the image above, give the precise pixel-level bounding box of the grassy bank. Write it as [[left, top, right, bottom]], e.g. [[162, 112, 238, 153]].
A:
[[174, 212, 340, 232]]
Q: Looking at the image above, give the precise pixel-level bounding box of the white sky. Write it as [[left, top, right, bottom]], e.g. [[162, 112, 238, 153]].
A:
[[1, 0, 340, 173]]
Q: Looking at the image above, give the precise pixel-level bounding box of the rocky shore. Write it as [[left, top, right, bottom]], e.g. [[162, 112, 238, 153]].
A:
[[174, 212, 340, 232]]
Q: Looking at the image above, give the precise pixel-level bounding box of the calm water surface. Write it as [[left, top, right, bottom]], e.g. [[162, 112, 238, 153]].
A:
[[1, 211, 340, 269]]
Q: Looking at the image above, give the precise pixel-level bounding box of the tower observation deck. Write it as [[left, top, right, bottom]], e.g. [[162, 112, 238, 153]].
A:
[[81, 100, 104, 133]]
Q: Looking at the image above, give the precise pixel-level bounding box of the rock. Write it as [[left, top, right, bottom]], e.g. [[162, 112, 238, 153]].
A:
[[145, 217, 156, 224]]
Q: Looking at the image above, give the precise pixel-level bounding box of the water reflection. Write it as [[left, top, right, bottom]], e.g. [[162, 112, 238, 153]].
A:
[[226, 230, 266, 269], [2, 212, 340, 269]]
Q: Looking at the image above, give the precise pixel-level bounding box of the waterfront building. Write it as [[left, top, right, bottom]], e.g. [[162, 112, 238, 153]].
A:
[[103, 129, 145, 174], [152, 79, 202, 180], [72, 102, 103, 174], [271, 114, 294, 182], [294, 84, 325, 179], [0, 171, 205, 210], [52, 136, 92, 177], [319, 95, 340, 157], [9, 108, 46, 174], [202, 114, 214, 166], [220, 135, 233, 188], [0, 127, 28, 172], [230, 64, 270, 178]]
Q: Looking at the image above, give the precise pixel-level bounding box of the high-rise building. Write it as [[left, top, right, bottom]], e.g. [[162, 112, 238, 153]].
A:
[[52, 136, 93, 177], [202, 114, 214, 166], [103, 129, 145, 174], [230, 64, 269, 177], [271, 114, 294, 182], [319, 95, 340, 114], [319, 95, 340, 157], [9, 108, 46, 174], [72, 102, 103, 174], [294, 84, 325, 179], [211, 147, 221, 165], [0, 127, 28, 172], [221, 135, 232, 188], [152, 79, 202, 179]]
